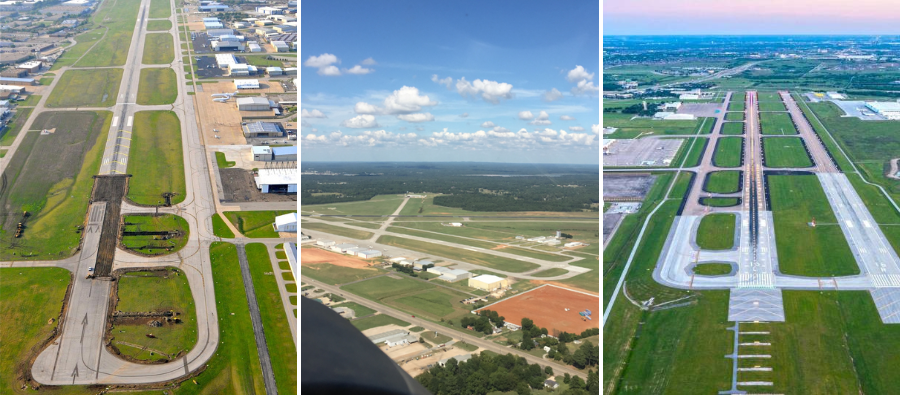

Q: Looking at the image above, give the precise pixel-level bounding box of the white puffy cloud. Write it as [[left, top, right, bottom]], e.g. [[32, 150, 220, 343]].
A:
[[518, 111, 534, 120], [304, 53, 340, 68], [361, 57, 377, 65], [459, 112, 469, 118], [543, 88, 563, 102], [354, 101, 381, 114], [560, 115, 575, 120], [455, 77, 514, 103], [431, 74, 454, 89], [529, 111, 551, 125], [592, 124, 600, 134], [302, 129, 419, 147], [415, 127, 598, 149], [341, 114, 379, 128], [492, 126, 510, 134], [301, 109, 327, 118], [397, 113, 435, 123], [569, 126, 585, 131], [571, 79, 599, 96], [566, 65, 594, 83], [318, 65, 341, 76], [344, 65, 373, 75], [382, 86, 437, 114], [312, 128, 318, 132], [481, 121, 495, 128]]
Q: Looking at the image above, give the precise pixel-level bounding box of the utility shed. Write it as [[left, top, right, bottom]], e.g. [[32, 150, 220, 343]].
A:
[[237, 96, 271, 111]]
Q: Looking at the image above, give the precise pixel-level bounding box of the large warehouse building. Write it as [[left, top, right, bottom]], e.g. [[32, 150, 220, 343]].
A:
[[234, 79, 260, 89], [469, 274, 509, 292], [243, 121, 283, 137], [273, 212, 297, 232], [237, 96, 271, 111], [865, 101, 900, 120], [255, 168, 297, 193]]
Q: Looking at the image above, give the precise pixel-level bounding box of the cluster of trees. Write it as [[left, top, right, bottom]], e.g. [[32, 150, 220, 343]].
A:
[[515, 318, 599, 370], [460, 310, 504, 335], [605, 103, 656, 117], [391, 263, 417, 277], [416, 351, 599, 395], [518, 318, 549, 351]]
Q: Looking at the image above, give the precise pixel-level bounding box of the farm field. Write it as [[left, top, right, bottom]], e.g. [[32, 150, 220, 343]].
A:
[[720, 121, 744, 135], [377, 235, 540, 273], [760, 112, 799, 135], [76, 0, 142, 67], [763, 137, 813, 168], [769, 175, 858, 276], [127, 111, 186, 205], [713, 137, 744, 168], [46, 69, 122, 107], [225, 210, 294, 238], [0, 111, 111, 260], [120, 214, 190, 255], [246, 243, 297, 395], [111, 269, 197, 362], [704, 171, 741, 194], [302, 222, 374, 240], [142, 33, 175, 64], [696, 213, 736, 250], [137, 68, 177, 105]]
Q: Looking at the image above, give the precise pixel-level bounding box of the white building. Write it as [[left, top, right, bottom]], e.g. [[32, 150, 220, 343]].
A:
[[679, 94, 700, 100], [397, 259, 414, 267], [564, 242, 587, 248], [345, 247, 362, 255], [316, 240, 335, 246], [330, 243, 357, 253], [438, 269, 471, 282], [826, 91, 846, 100], [255, 168, 297, 193], [660, 102, 682, 111], [273, 212, 297, 232], [215, 53, 237, 68], [357, 250, 382, 259], [285, 242, 297, 280], [234, 79, 260, 89], [247, 43, 262, 52], [448, 223, 462, 227], [389, 257, 407, 262], [438, 354, 471, 367], [272, 41, 290, 52], [237, 97, 271, 111], [267, 67, 283, 76], [865, 101, 900, 120], [228, 63, 250, 76]]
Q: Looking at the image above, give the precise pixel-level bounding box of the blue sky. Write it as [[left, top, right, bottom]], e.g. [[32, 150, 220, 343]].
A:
[[300, 1, 600, 164]]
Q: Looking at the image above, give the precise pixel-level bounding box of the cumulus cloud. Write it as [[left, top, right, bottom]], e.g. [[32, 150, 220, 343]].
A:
[[431, 74, 454, 89], [459, 112, 469, 118], [318, 65, 341, 76], [302, 129, 419, 147], [560, 115, 575, 120], [592, 124, 600, 134], [353, 86, 437, 116], [361, 57, 377, 65], [566, 65, 594, 83], [344, 65, 373, 75], [301, 109, 327, 118], [529, 111, 551, 125], [571, 79, 599, 95], [543, 88, 563, 102], [304, 53, 340, 68], [518, 111, 534, 120], [312, 128, 318, 132], [569, 126, 585, 131], [416, 126, 425, 131], [354, 101, 381, 114], [481, 121, 495, 128], [341, 114, 379, 128], [492, 126, 510, 134], [455, 77, 514, 103], [397, 113, 435, 123]]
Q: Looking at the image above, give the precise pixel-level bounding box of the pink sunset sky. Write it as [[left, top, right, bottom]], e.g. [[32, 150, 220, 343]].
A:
[[605, 0, 900, 35]]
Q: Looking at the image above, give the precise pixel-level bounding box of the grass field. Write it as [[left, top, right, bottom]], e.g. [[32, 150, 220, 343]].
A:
[[679, 137, 708, 168], [121, 214, 189, 254], [211, 213, 235, 238], [351, 314, 410, 331], [720, 121, 744, 135], [137, 67, 177, 105], [147, 19, 172, 31], [705, 171, 741, 194], [225, 210, 294, 238], [696, 213, 736, 250], [246, 243, 297, 395], [763, 137, 813, 168], [127, 111, 186, 205], [692, 263, 733, 275], [344, 275, 472, 322], [728, 101, 745, 112], [759, 101, 787, 112], [398, 195, 599, 218], [385, 225, 573, 262], [76, 0, 142, 67], [112, 269, 197, 362], [725, 111, 744, 121], [301, 194, 406, 215], [46, 69, 122, 107], [302, 222, 374, 240], [301, 262, 382, 285], [769, 175, 858, 276], [0, 268, 95, 394], [166, 242, 264, 394], [377, 235, 540, 273], [215, 151, 235, 168], [699, 197, 741, 207], [39, 77, 54, 85], [334, 301, 376, 317], [0, 107, 32, 146], [713, 137, 744, 168], [760, 112, 799, 135], [0, 111, 111, 260], [18, 95, 41, 107], [242, 55, 288, 67], [142, 33, 175, 64], [149, 0, 171, 18], [50, 28, 106, 69]]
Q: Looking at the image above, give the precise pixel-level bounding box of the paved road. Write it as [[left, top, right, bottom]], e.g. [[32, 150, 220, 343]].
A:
[[301, 275, 590, 379], [236, 244, 278, 394]]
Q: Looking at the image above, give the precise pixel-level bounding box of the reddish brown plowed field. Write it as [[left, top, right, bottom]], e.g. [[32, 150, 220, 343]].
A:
[[476, 285, 598, 334], [300, 247, 372, 268]]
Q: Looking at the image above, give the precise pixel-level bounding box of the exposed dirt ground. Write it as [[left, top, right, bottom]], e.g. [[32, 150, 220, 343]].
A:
[[477, 285, 599, 334], [300, 248, 374, 269], [218, 168, 295, 203]]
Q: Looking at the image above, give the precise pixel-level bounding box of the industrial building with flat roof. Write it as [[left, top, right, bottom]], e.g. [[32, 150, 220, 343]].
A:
[[469, 274, 509, 292], [865, 101, 900, 120], [16, 61, 42, 73], [438, 354, 471, 367], [212, 41, 244, 51], [427, 266, 471, 282], [272, 41, 290, 52], [243, 121, 283, 137], [215, 53, 237, 68], [206, 28, 236, 37], [237, 96, 271, 111], [251, 145, 296, 161], [273, 212, 297, 232], [357, 250, 382, 259], [0, 77, 36, 86], [255, 168, 297, 193], [267, 67, 283, 76], [234, 79, 260, 89], [228, 63, 250, 76]]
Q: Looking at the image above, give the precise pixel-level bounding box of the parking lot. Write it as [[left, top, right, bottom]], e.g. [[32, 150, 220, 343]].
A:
[[603, 138, 684, 167]]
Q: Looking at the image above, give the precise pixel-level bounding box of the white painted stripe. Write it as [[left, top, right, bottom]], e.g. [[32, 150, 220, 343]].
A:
[[126, 116, 133, 127], [112, 116, 119, 127]]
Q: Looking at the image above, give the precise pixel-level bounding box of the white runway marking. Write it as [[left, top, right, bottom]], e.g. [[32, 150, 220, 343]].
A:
[[126, 116, 133, 127], [112, 116, 119, 127]]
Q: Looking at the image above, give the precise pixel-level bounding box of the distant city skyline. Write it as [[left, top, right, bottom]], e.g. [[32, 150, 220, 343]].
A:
[[605, 0, 900, 35], [300, 1, 600, 164]]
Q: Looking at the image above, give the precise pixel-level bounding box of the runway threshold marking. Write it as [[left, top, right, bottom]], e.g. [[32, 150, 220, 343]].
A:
[[126, 116, 133, 127]]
